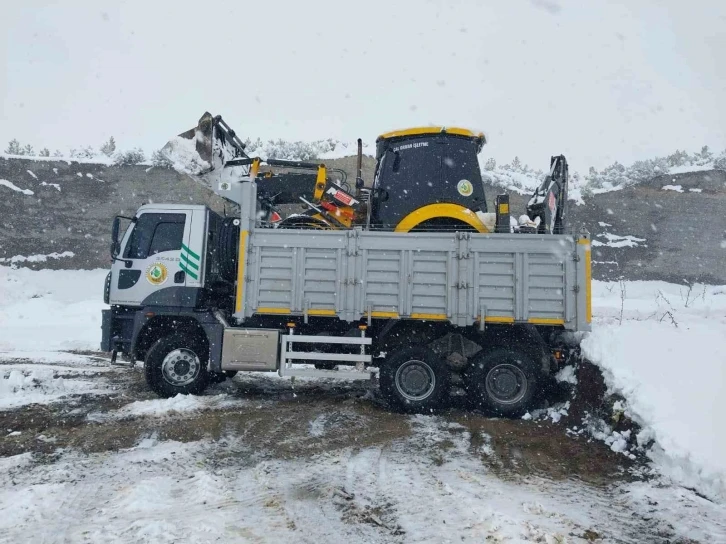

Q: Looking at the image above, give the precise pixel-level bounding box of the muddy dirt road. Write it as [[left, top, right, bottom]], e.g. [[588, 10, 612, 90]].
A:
[[1, 353, 723, 543]]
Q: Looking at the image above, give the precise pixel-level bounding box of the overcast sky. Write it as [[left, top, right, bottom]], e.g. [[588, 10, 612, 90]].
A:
[[2, 0, 725, 172]]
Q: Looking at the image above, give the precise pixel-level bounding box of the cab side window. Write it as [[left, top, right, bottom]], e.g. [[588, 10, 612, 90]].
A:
[[124, 213, 186, 259]]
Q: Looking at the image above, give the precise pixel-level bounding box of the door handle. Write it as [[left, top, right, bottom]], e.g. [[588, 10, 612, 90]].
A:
[[174, 271, 185, 284]]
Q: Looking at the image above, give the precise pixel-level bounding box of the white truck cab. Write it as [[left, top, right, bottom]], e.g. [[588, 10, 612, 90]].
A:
[[109, 204, 209, 307]]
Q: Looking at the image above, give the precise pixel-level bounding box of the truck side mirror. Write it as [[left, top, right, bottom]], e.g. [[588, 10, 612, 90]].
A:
[[111, 217, 121, 258]]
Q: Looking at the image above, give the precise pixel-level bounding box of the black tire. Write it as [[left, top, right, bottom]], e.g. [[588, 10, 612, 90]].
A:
[[144, 333, 209, 397], [464, 347, 539, 417], [380, 346, 450, 413]]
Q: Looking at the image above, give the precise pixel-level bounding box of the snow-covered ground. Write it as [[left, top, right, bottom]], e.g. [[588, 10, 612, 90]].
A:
[[0, 266, 106, 356], [2, 265, 726, 541], [582, 281, 726, 502], [4, 410, 725, 543]]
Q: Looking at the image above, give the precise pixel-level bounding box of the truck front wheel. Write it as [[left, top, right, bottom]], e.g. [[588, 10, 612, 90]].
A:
[[144, 333, 209, 397], [465, 348, 538, 417], [380, 346, 450, 413]]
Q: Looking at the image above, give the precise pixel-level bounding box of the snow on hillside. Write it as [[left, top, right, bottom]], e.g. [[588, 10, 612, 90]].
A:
[[582, 281, 726, 501], [478, 146, 726, 202], [585, 147, 726, 192], [592, 233, 646, 249], [479, 163, 589, 205], [245, 138, 374, 161], [1, 152, 114, 166], [669, 163, 715, 175], [5, 142, 725, 203], [0, 178, 34, 195], [0, 251, 75, 264]]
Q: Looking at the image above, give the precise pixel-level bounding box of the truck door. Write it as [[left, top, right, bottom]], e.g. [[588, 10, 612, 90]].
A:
[[109, 210, 192, 306]]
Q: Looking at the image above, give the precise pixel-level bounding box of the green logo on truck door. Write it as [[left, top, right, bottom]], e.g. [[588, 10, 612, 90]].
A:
[[179, 243, 200, 280], [145, 263, 168, 285]]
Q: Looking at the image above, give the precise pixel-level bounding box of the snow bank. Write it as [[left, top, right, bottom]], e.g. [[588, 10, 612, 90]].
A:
[[0, 266, 107, 353], [582, 281, 726, 500]]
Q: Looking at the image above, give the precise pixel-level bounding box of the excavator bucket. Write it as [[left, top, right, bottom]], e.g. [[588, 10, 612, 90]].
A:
[[160, 112, 249, 188]]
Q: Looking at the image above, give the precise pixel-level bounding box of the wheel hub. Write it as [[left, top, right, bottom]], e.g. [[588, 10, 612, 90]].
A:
[[161, 349, 200, 386], [485, 364, 527, 404], [395, 359, 436, 401], [174, 360, 190, 375]]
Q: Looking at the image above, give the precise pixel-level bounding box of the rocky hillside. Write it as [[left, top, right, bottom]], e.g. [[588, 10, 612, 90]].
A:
[[0, 157, 228, 270], [2, 155, 724, 284], [571, 170, 726, 284]]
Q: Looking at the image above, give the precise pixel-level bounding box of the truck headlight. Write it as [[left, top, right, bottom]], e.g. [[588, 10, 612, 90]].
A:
[[104, 271, 111, 304]]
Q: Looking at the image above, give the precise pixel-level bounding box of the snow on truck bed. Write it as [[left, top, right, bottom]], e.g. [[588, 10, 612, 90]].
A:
[[2, 265, 726, 504]]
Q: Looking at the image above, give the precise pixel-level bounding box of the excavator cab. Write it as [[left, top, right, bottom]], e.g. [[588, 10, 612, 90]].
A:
[[370, 128, 488, 232]]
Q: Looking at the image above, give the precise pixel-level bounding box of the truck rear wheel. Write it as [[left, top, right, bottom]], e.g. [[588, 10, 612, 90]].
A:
[[465, 347, 538, 417], [380, 346, 449, 413], [144, 333, 209, 397]]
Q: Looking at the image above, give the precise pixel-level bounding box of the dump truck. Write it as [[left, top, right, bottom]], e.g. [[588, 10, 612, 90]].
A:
[[101, 113, 591, 416]]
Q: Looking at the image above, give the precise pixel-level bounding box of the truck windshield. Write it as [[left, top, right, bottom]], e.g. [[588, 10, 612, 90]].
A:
[[124, 213, 186, 259]]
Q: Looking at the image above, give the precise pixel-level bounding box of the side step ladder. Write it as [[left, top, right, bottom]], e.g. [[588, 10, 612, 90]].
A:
[[278, 326, 375, 380], [109, 349, 135, 368]]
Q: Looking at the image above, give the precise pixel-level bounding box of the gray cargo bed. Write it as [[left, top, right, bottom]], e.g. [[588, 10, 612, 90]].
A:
[[239, 228, 591, 332]]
